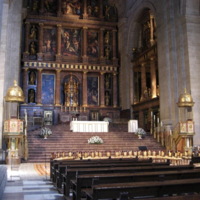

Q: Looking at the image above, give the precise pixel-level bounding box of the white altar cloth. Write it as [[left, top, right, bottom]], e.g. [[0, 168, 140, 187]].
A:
[[128, 120, 138, 132], [70, 121, 109, 132]]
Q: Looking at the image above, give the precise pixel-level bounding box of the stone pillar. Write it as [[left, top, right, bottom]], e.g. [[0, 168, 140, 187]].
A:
[[112, 29, 117, 65], [113, 73, 118, 107], [100, 72, 105, 107], [37, 23, 44, 61], [55, 69, 62, 106], [56, 24, 62, 61], [82, 71, 88, 107], [82, 27, 88, 63], [23, 68, 28, 104], [82, 0, 88, 19], [141, 62, 146, 100], [23, 22, 30, 60], [36, 69, 43, 105], [100, 28, 105, 63], [150, 57, 157, 98], [57, 0, 62, 17]]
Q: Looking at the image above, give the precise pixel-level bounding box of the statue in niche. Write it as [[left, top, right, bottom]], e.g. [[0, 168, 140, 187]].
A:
[[105, 92, 110, 106], [104, 31, 110, 45], [29, 25, 37, 40], [105, 74, 110, 89], [29, 71, 36, 85], [30, 42, 36, 55], [28, 89, 35, 103], [93, 5, 99, 17], [87, 5, 92, 15], [32, 0, 39, 12], [105, 46, 110, 60]]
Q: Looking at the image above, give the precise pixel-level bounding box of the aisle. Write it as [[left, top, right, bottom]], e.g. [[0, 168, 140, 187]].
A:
[[2, 163, 64, 200]]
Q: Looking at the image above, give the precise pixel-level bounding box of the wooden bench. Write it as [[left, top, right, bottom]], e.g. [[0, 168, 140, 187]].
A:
[[72, 168, 200, 200], [55, 158, 157, 191], [82, 178, 200, 200], [63, 164, 194, 198]]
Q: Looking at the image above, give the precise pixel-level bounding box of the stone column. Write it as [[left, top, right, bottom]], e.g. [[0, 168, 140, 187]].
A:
[[23, 68, 28, 104], [82, 71, 88, 107], [56, 24, 62, 61], [55, 69, 62, 106], [112, 29, 117, 65], [113, 73, 118, 107], [150, 57, 157, 98], [100, 72, 105, 107], [82, 27, 88, 63], [57, 0, 62, 17], [82, 0, 88, 19], [36, 69, 43, 105], [100, 28, 105, 63], [141, 62, 146, 100], [37, 23, 44, 61], [23, 22, 30, 60]]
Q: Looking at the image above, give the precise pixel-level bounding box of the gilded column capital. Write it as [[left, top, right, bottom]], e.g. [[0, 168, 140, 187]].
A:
[[83, 26, 88, 30], [37, 68, 43, 72], [39, 23, 44, 26], [56, 69, 62, 73], [57, 24, 62, 27], [83, 71, 88, 74], [25, 22, 30, 25]]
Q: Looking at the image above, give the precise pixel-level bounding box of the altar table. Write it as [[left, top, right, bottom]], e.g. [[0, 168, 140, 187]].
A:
[[70, 121, 109, 132]]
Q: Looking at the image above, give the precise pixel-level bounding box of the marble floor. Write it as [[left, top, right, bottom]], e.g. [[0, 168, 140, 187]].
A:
[[2, 163, 65, 200]]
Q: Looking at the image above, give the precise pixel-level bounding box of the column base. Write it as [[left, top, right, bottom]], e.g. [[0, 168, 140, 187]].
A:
[[82, 56, 88, 63], [23, 52, 29, 60], [56, 54, 62, 61], [37, 53, 43, 61]]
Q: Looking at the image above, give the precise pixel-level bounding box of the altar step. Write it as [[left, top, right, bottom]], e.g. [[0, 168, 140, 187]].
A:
[[26, 123, 165, 163]]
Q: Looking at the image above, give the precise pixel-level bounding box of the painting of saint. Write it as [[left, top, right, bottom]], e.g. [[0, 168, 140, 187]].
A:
[[62, 0, 82, 15], [44, 0, 57, 14], [42, 74, 55, 105], [61, 28, 81, 56], [87, 77, 99, 105], [87, 30, 99, 58], [43, 28, 57, 54]]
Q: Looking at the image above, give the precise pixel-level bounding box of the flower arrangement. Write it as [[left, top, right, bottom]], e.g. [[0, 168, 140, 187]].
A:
[[135, 128, 146, 135], [88, 136, 103, 144], [39, 127, 52, 139]]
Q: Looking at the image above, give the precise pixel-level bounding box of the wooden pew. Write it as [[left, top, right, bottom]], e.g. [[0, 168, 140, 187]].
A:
[[72, 168, 200, 200], [82, 178, 200, 200], [63, 164, 194, 198], [55, 158, 157, 191]]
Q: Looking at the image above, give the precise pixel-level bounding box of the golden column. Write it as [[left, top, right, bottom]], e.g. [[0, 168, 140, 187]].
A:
[[36, 68, 43, 105], [23, 22, 30, 60], [100, 72, 105, 107], [37, 23, 44, 61], [82, 71, 88, 107], [56, 24, 62, 61], [141, 62, 146, 101], [150, 57, 157, 98], [150, 12, 155, 46], [23, 68, 28, 104], [82, 27, 88, 63], [100, 28, 105, 63], [57, 0, 62, 17], [113, 73, 118, 107], [55, 69, 62, 106], [82, 0, 88, 19], [112, 29, 117, 65]]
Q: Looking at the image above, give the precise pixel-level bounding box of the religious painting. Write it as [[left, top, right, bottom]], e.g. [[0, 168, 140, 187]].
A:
[[42, 28, 57, 55], [87, 30, 99, 58], [87, 0, 99, 17], [61, 28, 81, 56], [42, 74, 55, 105], [87, 76, 99, 105], [43, 0, 57, 14], [62, 0, 82, 15]]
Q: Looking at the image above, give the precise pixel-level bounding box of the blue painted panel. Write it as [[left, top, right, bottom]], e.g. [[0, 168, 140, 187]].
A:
[[42, 74, 55, 104]]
